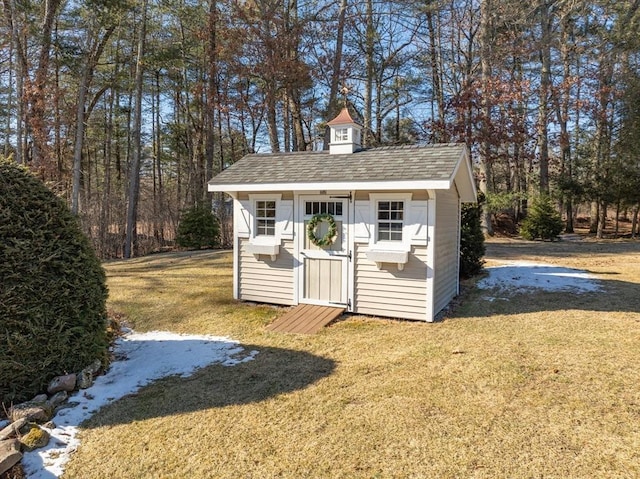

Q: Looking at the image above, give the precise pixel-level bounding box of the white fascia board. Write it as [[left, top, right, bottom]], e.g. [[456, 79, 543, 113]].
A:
[[450, 149, 477, 203], [208, 179, 452, 193]]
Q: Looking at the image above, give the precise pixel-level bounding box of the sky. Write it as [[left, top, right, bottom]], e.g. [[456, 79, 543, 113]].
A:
[[6, 260, 601, 478]]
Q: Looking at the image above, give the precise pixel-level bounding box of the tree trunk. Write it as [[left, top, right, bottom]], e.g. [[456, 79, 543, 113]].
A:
[[124, 0, 148, 259], [27, 0, 62, 169], [266, 92, 280, 152], [556, 7, 574, 233], [71, 61, 91, 215], [596, 200, 607, 239], [323, 0, 347, 150], [363, 0, 374, 147], [426, 4, 445, 142], [478, 0, 494, 236], [537, 0, 552, 194], [71, 25, 116, 216]]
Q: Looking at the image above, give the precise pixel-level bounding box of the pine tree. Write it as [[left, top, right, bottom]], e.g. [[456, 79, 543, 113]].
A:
[[176, 205, 220, 249], [519, 195, 564, 241]]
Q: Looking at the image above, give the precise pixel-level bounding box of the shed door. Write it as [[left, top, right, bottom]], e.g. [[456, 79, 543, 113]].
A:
[[298, 196, 349, 307]]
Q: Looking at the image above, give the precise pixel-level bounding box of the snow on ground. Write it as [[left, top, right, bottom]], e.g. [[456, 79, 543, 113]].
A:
[[477, 260, 601, 296], [22, 331, 258, 479]]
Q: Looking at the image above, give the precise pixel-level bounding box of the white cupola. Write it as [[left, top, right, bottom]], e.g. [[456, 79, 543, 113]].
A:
[[327, 107, 363, 154]]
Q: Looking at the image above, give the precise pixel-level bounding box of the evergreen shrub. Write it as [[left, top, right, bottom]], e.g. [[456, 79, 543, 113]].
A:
[[519, 195, 564, 241], [176, 205, 220, 249], [460, 195, 486, 278], [0, 160, 108, 405]]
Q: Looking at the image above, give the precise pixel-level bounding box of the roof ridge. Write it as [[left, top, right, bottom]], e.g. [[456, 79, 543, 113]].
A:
[[247, 150, 327, 158], [363, 142, 464, 152], [247, 143, 464, 157]]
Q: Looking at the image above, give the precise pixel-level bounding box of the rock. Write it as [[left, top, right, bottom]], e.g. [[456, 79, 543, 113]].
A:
[[0, 439, 22, 475], [17, 421, 33, 435], [47, 373, 77, 394], [32, 394, 48, 403], [19, 424, 50, 451], [0, 418, 29, 441], [76, 368, 93, 389], [86, 359, 102, 375], [43, 420, 56, 430], [8, 401, 53, 424], [48, 390, 68, 408]]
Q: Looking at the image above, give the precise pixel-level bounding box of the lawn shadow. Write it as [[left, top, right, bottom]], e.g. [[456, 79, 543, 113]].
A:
[[80, 343, 335, 428], [485, 239, 640, 260], [22, 340, 335, 478]]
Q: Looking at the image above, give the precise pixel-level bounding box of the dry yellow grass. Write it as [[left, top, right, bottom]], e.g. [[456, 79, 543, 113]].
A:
[[62, 240, 640, 478]]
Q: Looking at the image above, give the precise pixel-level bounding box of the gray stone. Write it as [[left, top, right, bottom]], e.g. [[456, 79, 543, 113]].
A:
[[43, 420, 56, 430], [47, 390, 68, 407], [8, 401, 53, 423], [31, 394, 48, 403], [0, 418, 28, 441], [47, 373, 77, 394], [0, 439, 22, 475], [19, 424, 50, 451], [86, 359, 102, 375], [76, 368, 93, 389]]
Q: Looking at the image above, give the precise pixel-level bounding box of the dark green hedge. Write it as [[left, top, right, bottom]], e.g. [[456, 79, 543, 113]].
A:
[[459, 196, 486, 279], [0, 160, 108, 405]]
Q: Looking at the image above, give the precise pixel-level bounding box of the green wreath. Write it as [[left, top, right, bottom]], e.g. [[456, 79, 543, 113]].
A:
[[307, 213, 338, 247]]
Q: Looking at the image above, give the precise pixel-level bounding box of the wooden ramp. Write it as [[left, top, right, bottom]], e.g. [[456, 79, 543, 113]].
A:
[[266, 304, 345, 334]]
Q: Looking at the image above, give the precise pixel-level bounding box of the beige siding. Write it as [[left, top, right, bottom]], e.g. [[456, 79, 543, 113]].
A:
[[238, 238, 295, 305], [354, 244, 427, 320], [433, 190, 460, 314]]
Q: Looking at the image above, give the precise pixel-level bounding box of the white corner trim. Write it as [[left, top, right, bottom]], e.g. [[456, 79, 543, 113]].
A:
[[425, 192, 437, 322]]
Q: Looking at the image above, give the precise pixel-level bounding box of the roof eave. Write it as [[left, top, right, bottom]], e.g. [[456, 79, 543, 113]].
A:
[[208, 179, 453, 193]]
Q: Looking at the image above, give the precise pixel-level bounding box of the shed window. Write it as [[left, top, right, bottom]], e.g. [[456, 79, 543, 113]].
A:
[[377, 201, 404, 241], [305, 201, 343, 216], [334, 128, 349, 142], [255, 200, 276, 236]]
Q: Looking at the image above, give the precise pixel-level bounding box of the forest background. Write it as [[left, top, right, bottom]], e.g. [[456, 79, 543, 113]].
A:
[[2, 0, 640, 258]]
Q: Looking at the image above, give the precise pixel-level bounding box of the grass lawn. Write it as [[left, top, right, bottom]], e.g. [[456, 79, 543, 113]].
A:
[[63, 239, 640, 478]]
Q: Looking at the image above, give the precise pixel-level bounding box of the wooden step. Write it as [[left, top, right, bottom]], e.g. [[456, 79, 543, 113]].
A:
[[266, 304, 345, 334]]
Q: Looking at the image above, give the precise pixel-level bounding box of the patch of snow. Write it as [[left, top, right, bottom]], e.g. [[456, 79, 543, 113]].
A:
[[22, 331, 258, 479], [477, 261, 601, 294]]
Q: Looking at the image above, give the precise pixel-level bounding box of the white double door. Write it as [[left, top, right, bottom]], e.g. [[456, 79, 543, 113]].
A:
[[296, 195, 350, 307]]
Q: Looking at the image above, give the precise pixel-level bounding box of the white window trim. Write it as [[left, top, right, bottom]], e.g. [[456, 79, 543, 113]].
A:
[[366, 193, 413, 270], [248, 194, 282, 247], [368, 192, 413, 252]]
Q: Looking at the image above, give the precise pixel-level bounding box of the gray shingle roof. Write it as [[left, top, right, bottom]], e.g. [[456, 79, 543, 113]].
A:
[[208, 143, 467, 188]]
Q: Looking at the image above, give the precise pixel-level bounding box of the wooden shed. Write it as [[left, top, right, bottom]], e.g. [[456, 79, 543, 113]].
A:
[[208, 109, 477, 322]]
